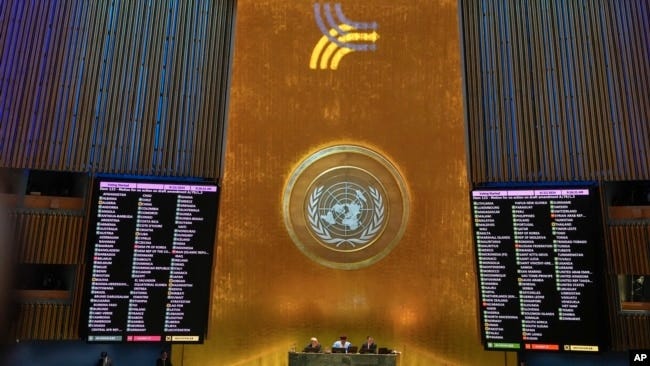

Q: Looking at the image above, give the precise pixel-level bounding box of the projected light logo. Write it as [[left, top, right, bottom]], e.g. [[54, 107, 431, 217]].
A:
[[310, 3, 379, 70]]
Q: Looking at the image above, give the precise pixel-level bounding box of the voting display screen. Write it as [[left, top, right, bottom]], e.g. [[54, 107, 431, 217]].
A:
[[471, 186, 606, 352], [82, 178, 219, 343]]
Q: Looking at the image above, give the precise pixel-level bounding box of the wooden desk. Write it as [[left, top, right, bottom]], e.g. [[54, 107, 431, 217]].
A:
[[288, 352, 399, 366]]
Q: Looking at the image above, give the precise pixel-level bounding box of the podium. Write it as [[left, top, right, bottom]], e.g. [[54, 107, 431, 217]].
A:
[[288, 352, 399, 366]]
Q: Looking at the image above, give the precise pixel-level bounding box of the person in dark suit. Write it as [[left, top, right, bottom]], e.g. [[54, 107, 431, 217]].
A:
[[96, 351, 113, 366], [359, 336, 377, 354], [303, 337, 322, 353], [156, 350, 172, 366]]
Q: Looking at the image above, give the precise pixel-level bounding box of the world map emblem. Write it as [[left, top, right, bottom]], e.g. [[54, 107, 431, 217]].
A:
[[308, 182, 384, 249], [283, 145, 409, 269]]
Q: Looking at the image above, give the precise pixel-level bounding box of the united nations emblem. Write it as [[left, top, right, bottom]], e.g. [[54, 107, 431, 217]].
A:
[[308, 181, 384, 249], [283, 145, 409, 269]]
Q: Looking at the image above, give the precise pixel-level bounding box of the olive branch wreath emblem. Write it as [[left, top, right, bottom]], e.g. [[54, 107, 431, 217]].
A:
[[307, 185, 384, 247]]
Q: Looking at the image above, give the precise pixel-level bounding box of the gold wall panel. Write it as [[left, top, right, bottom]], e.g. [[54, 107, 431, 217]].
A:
[[176, 1, 514, 365]]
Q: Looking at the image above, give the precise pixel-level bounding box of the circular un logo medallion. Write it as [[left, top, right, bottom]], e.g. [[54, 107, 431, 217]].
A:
[[283, 145, 409, 270]]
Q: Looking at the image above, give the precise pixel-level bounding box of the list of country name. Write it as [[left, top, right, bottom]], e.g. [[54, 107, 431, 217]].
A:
[[87, 182, 217, 339], [473, 189, 598, 343]]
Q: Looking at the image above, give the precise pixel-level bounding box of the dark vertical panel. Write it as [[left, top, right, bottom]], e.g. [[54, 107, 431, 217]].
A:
[[138, 0, 165, 175], [604, 276, 624, 349], [0, 2, 26, 163], [100, 0, 132, 173], [572, 0, 595, 177], [14, 2, 46, 168], [621, 0, 648, 178], [508, 0, 530, 180], [72, 0, 105, 171], [55, 0, 85, 170], [529, 0, 545, 179], [463, 0, 650, 182], [588, 0, 617, 179], [0, 0, 233, 177], [460, 0, 485, 182], [606, 1, 634, 179], [12, 213, 84, 264], [609, 224, 650, 274], [549, 2, 567, 180], [517, 0, 541, 180], [491, 0, 506, 180], [497, 0, 518, 181], [528, 1, 544, 179], [37, 2, 69, 169], [473, 1, 485, 182]]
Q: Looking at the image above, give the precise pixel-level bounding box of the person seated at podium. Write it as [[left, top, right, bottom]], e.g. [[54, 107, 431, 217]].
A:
[[156, 350, 172, 366], [359, 336, 377, 354], [331, 335, 352, 352], [303, 337, 322, 353], [96, 351, 113, 366]]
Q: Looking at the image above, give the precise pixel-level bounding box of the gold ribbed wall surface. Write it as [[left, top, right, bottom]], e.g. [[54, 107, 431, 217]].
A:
[[9, 211, 85, 340], [12, 290, 84, 340], [0, 0, 234, 177], [8, 212, 86, 340], [619, 314, 650, 350], [609, 224, 650, 274], [12, 212, 84, 264], [460, 0, 650, 182], [607, 224, 650, 349]]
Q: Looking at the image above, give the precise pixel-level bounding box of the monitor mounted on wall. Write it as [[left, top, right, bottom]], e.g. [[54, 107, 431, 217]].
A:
[[80, 176, 219, 344], [470, 184, 608, 353]]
